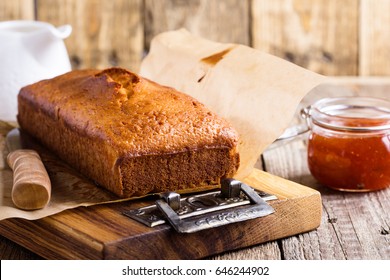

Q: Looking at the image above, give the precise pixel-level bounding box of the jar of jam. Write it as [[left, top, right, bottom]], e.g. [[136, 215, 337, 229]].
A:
[[302, 97, 390, 192]]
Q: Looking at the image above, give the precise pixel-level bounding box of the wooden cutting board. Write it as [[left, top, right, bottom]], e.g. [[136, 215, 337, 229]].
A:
[[0, 168, 321, 259]]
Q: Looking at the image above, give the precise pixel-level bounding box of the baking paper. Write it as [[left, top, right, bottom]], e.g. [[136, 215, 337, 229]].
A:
[[0, 29, 326, 220]]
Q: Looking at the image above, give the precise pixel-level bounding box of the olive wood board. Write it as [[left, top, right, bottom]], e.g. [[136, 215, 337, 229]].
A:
[[0, 168, 322, 259]]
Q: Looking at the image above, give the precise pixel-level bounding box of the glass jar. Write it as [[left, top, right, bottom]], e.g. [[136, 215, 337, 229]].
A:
[[302, 97, 390, 192]]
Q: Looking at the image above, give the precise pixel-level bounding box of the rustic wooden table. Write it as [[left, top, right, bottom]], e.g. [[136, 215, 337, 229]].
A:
[[1, 77, 389, 260]]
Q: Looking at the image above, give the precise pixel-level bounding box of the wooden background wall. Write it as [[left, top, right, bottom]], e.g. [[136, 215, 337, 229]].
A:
[[1, 0, 390, 76]]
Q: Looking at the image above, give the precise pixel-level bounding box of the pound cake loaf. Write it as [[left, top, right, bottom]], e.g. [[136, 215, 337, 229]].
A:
[[17, 67, 240, 197]]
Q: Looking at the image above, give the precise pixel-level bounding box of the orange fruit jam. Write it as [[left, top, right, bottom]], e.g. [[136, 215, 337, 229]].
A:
[[308, 125, 390, 192]]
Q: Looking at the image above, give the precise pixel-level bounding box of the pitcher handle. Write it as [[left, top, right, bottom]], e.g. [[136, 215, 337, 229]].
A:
[[50, 24, 72, 39]]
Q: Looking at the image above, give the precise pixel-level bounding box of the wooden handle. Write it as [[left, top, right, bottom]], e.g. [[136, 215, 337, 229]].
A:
[[7, 150, 51, 210]]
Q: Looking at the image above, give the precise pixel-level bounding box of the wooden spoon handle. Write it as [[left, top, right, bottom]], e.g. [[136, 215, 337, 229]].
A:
[[7, 150, 51, 210]]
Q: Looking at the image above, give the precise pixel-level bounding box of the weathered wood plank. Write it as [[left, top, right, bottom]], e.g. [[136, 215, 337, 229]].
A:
[[359, 0, 390, 75], [251, 0, 359, 75], [212, 241, 281, 260], [321, 189, 390, 259], [144, 0, 250, 51], [0, 0, 35, 21], [35, 0, 144, 71]]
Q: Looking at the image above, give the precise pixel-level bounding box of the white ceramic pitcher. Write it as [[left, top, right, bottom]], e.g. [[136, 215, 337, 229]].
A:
[[0, 20, 72, 121]]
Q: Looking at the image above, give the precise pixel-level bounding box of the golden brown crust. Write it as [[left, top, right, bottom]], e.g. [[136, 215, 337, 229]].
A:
[[17, 67, 240, 197]]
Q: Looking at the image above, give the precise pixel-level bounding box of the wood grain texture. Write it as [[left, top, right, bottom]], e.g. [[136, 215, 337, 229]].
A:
[[35, 0, 144, 71], [0, 234, 41, 259], [143, 0, 250, 51], [251, 0, 359, 75], [0, 169, 321, 259], [0, 0, 35, 21], [359, 0, 390, 75], [212, 242, 281, 260]]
